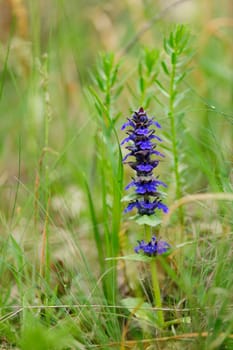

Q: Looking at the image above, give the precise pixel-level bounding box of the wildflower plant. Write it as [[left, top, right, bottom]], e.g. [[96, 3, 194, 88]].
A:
[[119, 26, 195, 331], [121, 107, 170, 327]]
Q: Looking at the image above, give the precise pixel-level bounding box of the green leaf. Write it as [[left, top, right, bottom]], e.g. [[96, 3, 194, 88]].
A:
[[171, 52, 177, 65], [91, 71, 105, 92], [114, 85, 124, 99], [110, 62, 120, 86], [121, 193, 138, 202], [169, 32, 174, 48], [175, 24, 184, 43], [179, 31, 190, 53], [174, 71, 186, 84], [88, 86, 105, 110], [161, 60, 170, 75], [139, 76, 145, 93], [133, 215, 162, 226], [155, 79, 169, 98], [163, 38, 172, 55], [144, 48, 160, 74], [121, 297, 161, 327], [112, 111, 122, 124], [102, 52, 114, 77]]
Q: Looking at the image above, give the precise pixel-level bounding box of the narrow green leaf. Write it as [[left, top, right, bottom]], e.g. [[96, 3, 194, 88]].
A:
[[155, 80, 169, 98], [110, 62, 120, 86], [144, 48, 159, 74], [112, 85, 123, 101], [139, 76, 145, 93], [179, 31, 190, 53], [161, 61, 170, 75], [163, 38, 172, 55], [169, 32, 174, 48], [103, 52, 114, 76], [175, 24, 184, 43], [174, 71, 186, 84], [94, 72, 105, 92], [171, 52, 177, 65], [83, 177, 105, 271]]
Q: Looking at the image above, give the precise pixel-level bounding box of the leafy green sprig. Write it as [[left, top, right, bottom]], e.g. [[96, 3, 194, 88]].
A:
[[158, 24, 192, 223]]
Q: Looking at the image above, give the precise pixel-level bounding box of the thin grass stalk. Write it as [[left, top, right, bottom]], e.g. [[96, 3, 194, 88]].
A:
[[39, 196, 50, 281]]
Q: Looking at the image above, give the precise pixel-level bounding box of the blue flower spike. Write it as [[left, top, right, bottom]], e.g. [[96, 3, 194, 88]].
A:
[[134, 236, 170, 256], [121, 107, 168, 216]]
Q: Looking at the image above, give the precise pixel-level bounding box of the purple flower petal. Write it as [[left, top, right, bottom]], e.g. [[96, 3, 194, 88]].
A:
[[130, 180, 167, 195], [135, 128, 150, 135], [125, 180, 136, 190], [157, 240, 170, 254], [138, 201, 155, 210], [124, 202, 138, 213], [136, 164, 154, 172], [121, 119, 135, 130], [137, 140, 153, 150], [122, 153, 132, 162], [157, 202, 169, 213], [154, 180, 167, 188], [134, 245, 141, 253], [152, 150, 165, 158], [154, 135, 163, 142], [153, 121, 161, 128], [120, 136, 131, 145]]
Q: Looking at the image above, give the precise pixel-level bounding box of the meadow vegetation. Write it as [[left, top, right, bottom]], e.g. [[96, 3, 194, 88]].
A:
[[0, 0, 232, 349]]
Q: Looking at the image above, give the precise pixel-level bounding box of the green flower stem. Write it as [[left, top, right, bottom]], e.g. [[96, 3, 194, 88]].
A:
[[151, 259, 164, 328], [144, 223, 151, 241], [144, 224, 164, 327]]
